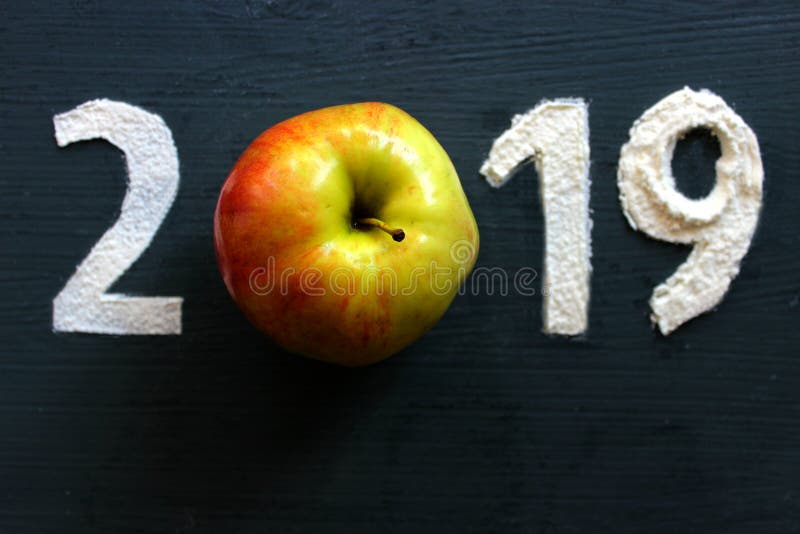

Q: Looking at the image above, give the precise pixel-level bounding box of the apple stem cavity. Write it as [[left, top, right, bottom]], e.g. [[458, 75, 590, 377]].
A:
[[356, 217, 405, 242]]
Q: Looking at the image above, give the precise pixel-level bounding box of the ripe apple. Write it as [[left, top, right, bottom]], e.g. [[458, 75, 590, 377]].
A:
[[214, 103, 479, 366]]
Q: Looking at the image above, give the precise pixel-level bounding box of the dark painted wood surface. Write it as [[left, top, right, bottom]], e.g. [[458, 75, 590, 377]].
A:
[[2, 1, 799, 532]]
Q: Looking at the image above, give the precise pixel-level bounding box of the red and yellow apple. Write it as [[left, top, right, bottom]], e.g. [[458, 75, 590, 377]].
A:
[[214, 103, 479, 366]]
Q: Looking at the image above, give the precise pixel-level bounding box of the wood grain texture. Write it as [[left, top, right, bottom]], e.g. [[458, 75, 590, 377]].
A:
[[1, 1, 799, 532]]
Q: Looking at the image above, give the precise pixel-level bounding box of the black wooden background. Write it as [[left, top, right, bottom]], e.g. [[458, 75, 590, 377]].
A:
[[2, 1, 799, 532]]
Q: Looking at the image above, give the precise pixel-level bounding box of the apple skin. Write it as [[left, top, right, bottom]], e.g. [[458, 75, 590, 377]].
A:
[[214, 103, 479, 366]]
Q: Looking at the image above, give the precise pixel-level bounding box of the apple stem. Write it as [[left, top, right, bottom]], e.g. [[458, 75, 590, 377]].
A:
[[356, 217, 405, 242]]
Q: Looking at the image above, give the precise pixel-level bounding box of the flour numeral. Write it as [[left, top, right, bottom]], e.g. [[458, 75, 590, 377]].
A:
[[52, 99, 183, 335], [481, 99, 592, 335], [617, 88, 763, 334]]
